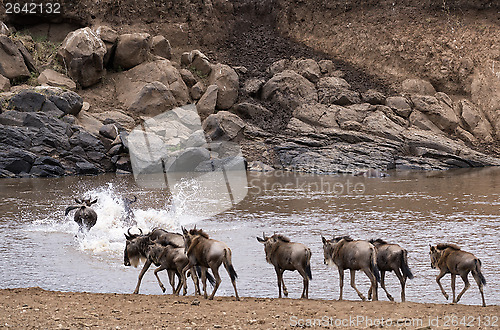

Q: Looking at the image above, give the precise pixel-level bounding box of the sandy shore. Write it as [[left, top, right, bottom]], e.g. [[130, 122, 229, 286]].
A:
[[0, 288, 498, 329]]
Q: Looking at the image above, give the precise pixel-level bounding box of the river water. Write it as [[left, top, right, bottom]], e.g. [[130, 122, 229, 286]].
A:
[[0, 168, 498, 306]]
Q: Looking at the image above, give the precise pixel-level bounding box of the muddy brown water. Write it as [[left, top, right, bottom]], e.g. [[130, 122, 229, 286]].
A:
[[0, 168, 498, 306]]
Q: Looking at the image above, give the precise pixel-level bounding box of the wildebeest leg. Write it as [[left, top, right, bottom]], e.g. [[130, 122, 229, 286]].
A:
[[181, 263, 192, 297], [451, 273, 457, 303], [208, 266, 221, 300], [133, 259, 152, 294], [472, 272, 486, 307], [393, 268, 406, 302], [435, 270, 449, 300], [153, 266, 167, 293], [168, 270, 180, 294], [191, 267, 201, 295], [275, 266, 284, 298], [455, 272, 470, 303], [200, 267, 208, 299], [174, 271, 185, 295], [338, 268, 344, 300], [353, 269, 367, 301], [379, 270, 394, 302], [281, 275, 289, 297], [222, 260, 240, 301], [297, 268, 309, 299]]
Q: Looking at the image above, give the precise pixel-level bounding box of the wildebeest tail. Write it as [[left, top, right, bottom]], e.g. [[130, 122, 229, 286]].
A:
[[224, 249, 238, 282], [474, 259, 486, 285], [401, 249, 414, 280], [371, 248, 381, 283], [195, 266, 216, 287], [305, 248, 312, 280]]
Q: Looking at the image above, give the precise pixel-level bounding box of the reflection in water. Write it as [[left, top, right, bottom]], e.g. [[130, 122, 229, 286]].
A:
[[0, 167, 498, 306]]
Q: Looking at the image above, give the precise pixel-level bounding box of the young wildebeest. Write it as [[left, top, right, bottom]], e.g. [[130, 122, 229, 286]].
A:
[[122, 195, 137, 226], [65, 197, 98, 231], [145, 242, 192, 295], [430, 243, 486, 307], [256, 233, 312, 299], [182, 227, 240, 301], [369, 239, 414, 302], [124, 228, 200, 294], [322, 236, 380, 301]]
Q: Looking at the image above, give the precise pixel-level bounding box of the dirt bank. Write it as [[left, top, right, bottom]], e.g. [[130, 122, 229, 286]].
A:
[[1, 288, 498, 329]]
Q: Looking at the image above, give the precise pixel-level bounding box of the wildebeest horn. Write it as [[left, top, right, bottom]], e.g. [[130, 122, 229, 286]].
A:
[[127, 228, 133, 237], [90, 199, 98, 205], [132, 195, 137, 203], [262, 232, 266, 240], [75, 198, 82, 204], [138, 228, 143, 235], [194, 224, 197, 230]]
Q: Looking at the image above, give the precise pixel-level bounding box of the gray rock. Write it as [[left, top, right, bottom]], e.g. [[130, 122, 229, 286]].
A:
[[291, 59, 321, 83], [0, 73, 10, 92], [99, 124, 119, 140], [179, 69, 198, 88], [361, 89, 386, 105], [0, 110, 28, 126], [203, 111, 246, 141], [8, 90, 46, 112], [58, 27, 107, 88], [401, 79, 436, 95], [293, 103, 340, 128], [48, 91, 83, 116], [0, 35, 31, 80], [318, 60, 335, 74], [234, 102, 272, 120], [196, 85, 218, 120], [262, 70, 318, 110], [166, 147, 210, 172], [386, 96, 412, 118], [0, 147, 36, 174], [151, 35, 171, 60], [242, 78, 265, 96], [37, 69, 76, 90], [190, 50, 212, 76], [190, 82, 205, 100], [76, 161, 100, 175], [208, 63, 239, 110], [410, 94, 459, 133], [317, 76, 361, 105], [114, 33, 152, 70]]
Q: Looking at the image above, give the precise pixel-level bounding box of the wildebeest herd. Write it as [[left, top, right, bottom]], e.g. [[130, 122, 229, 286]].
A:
[[66, 196, 488, 307]]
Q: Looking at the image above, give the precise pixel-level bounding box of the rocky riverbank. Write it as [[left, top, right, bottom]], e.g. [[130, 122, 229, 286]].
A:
[[1, 1, 499, 178]]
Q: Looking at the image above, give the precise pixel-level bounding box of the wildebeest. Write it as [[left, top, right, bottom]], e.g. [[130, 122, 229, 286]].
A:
[[122, 195, 137, 225], [430, 243, 486, 307], [65, 197, 98, 231], [145, 242, 192, 295], [124, 228, 201, 294], [182, 227, 240, 301], [322, 236, 380, 301], [369, 239, 414, 302], [256, 233, 312, 299]]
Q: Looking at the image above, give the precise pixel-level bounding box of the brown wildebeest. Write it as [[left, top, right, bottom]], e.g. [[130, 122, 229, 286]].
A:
[[256, 233, 312, 299], [182, 227, 240, 301], [124, 228, 208, 294], [369, 238, 414, 302], [65, 197, 98, 231], [146, 242, 192, 295], [322, 236, 380, 301], [429, 243, 486, 307]]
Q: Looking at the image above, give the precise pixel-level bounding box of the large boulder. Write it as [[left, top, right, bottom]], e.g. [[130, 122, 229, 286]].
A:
[[115, 59, 190, 114], [202, 111, 245, 141], [196, 84, 218, 120], [189, 50, 212, 76], [114, 33, 152, 70], [410, 93, 459, 133], [0, 22, 10, 35], [293, 103, 339, 128], [0, 35, 32, 80], [401, 78, 436, 95], [317, 76, 361, 106], [208, 63, 239, 110], [37, 69, 76, 90], [93, 25, 118, 67], [234, 102, 272, 120], [386, 96, 412, 118], [151, 35, 171, 60], [291, 59, 321, 83], [262, 70, 318, 110], [456, 99, 494, 142], [93, 110, 136, 131], [58, 27, 107, 88], [128, 81, 176, 117]]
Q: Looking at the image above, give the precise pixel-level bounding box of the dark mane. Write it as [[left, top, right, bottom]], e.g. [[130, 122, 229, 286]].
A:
[[273, 234, 290, 243], [369, 238, 388, 245], [334, 236, 353, 242], [189, 228, 209, 239], [436, 243, 461, 251]]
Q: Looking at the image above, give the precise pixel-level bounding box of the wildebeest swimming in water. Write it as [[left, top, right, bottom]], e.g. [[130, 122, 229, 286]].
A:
[[430, 243, 486, 307], [369, 238, 414, 302], [122, 195, 137, 226], [322, 236, 380, 301], [65, 197, 98, 231], [182, 227, 240, 301], [257, 233, 312, 299]]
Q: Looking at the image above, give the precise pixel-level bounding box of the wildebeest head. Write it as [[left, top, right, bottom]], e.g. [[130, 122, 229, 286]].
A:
[[256, 233, 290, 263], [322, 236, 352, 265], [429, 244, 460, 269], [124, 228, 152, 267], [182, 226, 208, 250]]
